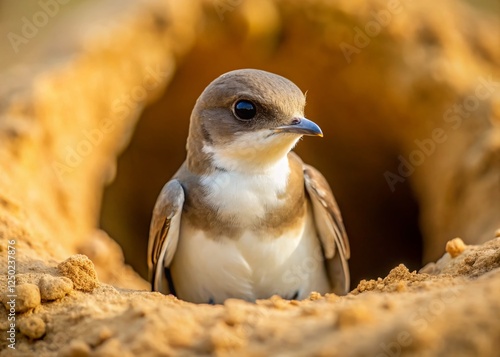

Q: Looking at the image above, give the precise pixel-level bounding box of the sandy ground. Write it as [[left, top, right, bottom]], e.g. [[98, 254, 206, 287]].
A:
[[1, 234, 500, 356]]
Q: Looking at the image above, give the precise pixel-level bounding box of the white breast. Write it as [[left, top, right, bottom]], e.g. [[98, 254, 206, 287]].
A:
[[200, 155, 290, 226], [171, 145, 330, 303], [170, 204, 330, 304]]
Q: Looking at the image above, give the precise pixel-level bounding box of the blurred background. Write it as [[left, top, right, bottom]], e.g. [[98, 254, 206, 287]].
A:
[[2, 0, 499, 288]]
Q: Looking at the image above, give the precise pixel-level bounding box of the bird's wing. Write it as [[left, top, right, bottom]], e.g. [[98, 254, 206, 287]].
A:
[[303, 163, 351, 295], [148, 179, 185, 294]]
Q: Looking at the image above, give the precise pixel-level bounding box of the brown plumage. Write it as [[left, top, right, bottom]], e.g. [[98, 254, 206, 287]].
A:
[[148, 69, 350, 303]]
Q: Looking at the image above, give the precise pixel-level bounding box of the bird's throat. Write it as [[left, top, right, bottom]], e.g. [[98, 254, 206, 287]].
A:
[[199, 135, 299, 175]]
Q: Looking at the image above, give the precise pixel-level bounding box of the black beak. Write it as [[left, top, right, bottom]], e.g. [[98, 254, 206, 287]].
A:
[[273, 118, 323, 137]]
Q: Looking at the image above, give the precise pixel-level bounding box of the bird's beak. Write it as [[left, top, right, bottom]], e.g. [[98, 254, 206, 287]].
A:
[[273, 118, 323, 137]]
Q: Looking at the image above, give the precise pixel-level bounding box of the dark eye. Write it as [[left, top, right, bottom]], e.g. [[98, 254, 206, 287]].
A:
[[234, 100, 257, 120]]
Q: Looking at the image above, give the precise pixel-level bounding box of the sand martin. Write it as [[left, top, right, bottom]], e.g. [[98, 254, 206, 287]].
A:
[[148, 69, 350, 303]]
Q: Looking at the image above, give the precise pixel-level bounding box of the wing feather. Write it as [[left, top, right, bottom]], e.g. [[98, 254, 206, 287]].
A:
[[303, 163, 351, 295], [147, 179, 185, 294]]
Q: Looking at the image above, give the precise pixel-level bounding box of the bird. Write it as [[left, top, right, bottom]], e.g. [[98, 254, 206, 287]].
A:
[[148, 69, 350, 304]]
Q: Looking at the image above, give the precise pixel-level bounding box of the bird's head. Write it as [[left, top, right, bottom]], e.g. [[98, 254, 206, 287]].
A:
[[187, 69, 322, 173]]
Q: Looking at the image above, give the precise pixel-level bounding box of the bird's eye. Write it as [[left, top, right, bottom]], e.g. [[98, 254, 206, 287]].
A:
[[234, 100, 257, 120]]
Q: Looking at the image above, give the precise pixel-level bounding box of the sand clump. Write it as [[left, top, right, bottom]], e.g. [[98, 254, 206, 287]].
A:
[[353, 264, 433, 294], [446, 238, 467, 258], [38, 276, 74, 301], [2, 284, 41, 314], [18, 316, 46, 340], [57, 255, 99, 292]]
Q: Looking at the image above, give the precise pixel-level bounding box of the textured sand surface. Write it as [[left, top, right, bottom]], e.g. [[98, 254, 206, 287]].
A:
[[2, 237, 500, 356]]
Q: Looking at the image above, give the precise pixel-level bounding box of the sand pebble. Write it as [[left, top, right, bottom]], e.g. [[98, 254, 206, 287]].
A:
[[39, 275, 74, 301], [58, 255, 99, 292], [14, 284, 41, 313], [19, 316, 46, 339], [446, 238, 467, 258]]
